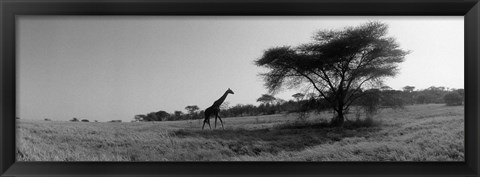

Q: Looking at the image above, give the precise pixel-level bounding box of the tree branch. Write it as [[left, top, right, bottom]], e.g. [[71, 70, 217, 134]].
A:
[[319, 68, 337, 94], [344, 75, 377, 107], [344, 90, 373, 109]]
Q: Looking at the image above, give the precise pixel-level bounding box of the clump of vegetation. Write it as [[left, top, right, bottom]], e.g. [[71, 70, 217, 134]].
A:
[[380, 90, 406, 110], [444, 92, 463, 106], [356, 89, 382, 118]]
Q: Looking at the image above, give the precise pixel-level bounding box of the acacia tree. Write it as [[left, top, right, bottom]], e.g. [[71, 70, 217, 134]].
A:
[[256, 94, 276, 105], [402, 85, 415, 93], [255, 22, 409, 126], [292, 93, 305, 102], [134, 114, 146, 122], [185, 105, 200, 119]]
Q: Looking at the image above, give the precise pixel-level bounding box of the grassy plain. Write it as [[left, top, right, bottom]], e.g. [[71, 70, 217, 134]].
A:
[[16, 104, 464, 161]]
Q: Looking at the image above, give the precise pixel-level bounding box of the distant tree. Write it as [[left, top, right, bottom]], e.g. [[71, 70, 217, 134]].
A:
[[155, 110, 170, 121], [456, 89, 465, 96], [166, 111, 180, 121], [255, 21, 409, 126], [380, 90, 405, 109], [197, 110, 205, 119], [185, 105, 199, 119], [81, 119, 89, 122], [134, 114, 146, 122], [415, 94, 428, 104], [292, 93, 305, 102], [185, 105, 199, 114], [145, 112, 157, 121], [402, 86, 415, 93], [94, 120, 98, 122], [423, 86, 448, 103], [455, 89, 465, 102], [174, 111, 183, 117], [380, 86, 393, 91], [70, 117, 79, 122], [276, 98, 287, 104], [16, 117, 20, 120], [401, 85, 416, 104], [444, 92, 463, 106], [142, 110, 170, 121], [257, 94, 276, 105], [306, 93, 317, 99], [44, 118, 51, 121], [356, 89, 381, 117]]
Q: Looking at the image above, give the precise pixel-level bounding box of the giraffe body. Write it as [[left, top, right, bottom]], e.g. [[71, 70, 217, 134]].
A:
[[202, 88, 234, 130]]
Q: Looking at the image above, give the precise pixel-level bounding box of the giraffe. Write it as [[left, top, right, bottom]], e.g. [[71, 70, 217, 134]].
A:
[[202, 88, 234, 130]]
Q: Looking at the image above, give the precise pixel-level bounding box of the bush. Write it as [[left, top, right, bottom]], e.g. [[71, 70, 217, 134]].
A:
[[381, 90, 405, 110], [383, 97, 405, 110], [444, 92, 463, 106], [358, 90, 381, 116]]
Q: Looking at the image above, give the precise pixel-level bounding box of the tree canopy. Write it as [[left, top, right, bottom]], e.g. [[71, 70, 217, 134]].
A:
[[402, 85, 415, 92], [255, 21, 409, 126], [292, 93, 305, 101], [257, 94, 276, 105], [185, 105, 200, 114]]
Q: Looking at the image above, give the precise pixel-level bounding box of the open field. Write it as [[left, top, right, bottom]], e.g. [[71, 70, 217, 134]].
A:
[[16, 104, 464, 161]]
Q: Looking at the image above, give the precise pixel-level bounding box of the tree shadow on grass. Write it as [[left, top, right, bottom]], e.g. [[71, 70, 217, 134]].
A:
[[172, 120, 381, 156]]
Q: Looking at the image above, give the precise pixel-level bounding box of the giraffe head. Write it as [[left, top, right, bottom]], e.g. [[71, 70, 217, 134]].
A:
[[227, 88, 234, 94]]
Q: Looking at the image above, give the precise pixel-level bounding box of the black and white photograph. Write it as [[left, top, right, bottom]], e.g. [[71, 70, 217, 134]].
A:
[[16, 16, 464, 161]]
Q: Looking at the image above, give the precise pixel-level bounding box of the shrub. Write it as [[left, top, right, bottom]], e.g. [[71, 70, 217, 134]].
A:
[[381, 90, 405, 110], [444, 92, 463, 106], [383, 97, 406, 110], [355, 89, 381, 118]]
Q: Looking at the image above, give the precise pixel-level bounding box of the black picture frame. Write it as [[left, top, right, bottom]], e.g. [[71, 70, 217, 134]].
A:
[[1, 0, 479, 176]]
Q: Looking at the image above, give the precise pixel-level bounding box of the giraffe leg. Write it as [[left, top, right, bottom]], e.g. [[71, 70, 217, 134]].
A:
[[214, 114, 218, 129], [202, 114, 207, 130], [202, 119, 206, 130], [208, 119, 211, 129], [218, 116, 224, 130], [203, 112, 211, 130]]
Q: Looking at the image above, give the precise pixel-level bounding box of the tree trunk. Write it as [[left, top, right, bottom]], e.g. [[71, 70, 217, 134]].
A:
[[333, 109, 345, 127], [331, 92, 346, 127]]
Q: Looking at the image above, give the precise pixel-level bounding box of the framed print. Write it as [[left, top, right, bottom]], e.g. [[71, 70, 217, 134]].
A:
[[1, 0, 479, 176]]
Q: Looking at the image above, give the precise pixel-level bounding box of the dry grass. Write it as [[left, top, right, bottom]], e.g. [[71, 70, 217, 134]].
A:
[[16, 104, 464, 161]]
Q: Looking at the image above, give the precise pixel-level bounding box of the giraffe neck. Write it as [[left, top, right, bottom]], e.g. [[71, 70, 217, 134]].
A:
[[212, 91, 229, 108]]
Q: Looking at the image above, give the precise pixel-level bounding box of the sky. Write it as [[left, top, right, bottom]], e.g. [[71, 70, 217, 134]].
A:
[[17, 16, 464, 122]]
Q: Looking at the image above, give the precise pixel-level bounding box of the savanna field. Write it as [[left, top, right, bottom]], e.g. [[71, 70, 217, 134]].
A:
[[16, 104, 464, 161]]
